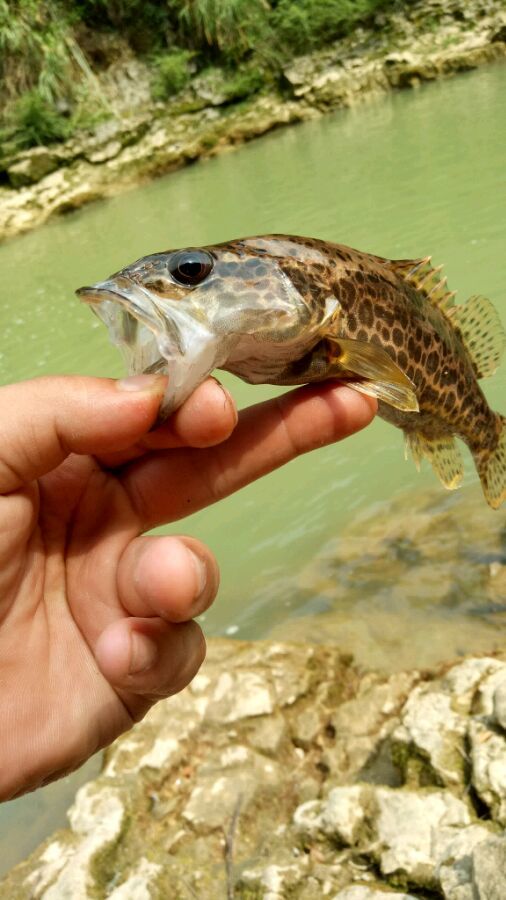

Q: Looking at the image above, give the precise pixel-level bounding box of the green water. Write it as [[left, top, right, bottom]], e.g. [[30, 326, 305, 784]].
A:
[[1, 62, 505, 872]]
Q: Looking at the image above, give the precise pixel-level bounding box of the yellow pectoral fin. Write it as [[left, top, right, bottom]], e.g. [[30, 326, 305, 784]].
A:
[[328, 338, 419, 413]]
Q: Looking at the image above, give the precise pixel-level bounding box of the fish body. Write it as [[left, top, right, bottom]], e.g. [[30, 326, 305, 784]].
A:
[[77, 235, 506, 508]]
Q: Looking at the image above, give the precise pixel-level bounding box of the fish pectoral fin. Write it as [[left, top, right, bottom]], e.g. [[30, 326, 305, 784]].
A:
[[405, 431, 464, 490], [328, 337, 419, 412]]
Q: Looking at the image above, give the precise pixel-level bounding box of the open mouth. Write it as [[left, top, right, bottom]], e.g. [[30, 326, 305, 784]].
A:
[[77, 278, 175, 377], [77, 277, 226, 415]]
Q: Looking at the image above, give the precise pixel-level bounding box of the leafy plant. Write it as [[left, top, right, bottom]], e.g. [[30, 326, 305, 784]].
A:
[[173, 0, 270, 61], [272, 0, 389, 54], [8, 89, 70, 147], [151, 49, 195, 100]]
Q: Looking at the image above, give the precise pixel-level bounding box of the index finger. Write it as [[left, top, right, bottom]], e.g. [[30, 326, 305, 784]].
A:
[[121, 383, 376, 531]]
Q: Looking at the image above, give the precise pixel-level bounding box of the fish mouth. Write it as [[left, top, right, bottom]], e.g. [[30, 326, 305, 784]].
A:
[[77, 276, 225, 416], [77, 277, 179, 376]]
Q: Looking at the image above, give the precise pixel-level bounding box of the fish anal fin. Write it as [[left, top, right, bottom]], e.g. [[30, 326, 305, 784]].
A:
[[473, 415, 506, 509], [405, 431, 464, 490], [451, 295, 506, 379], [327, 337, 419, 413]]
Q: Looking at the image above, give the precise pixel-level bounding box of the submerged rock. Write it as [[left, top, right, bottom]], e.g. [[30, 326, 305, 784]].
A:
[[268, 486, 506, 672], [2, 640, 505, 898]]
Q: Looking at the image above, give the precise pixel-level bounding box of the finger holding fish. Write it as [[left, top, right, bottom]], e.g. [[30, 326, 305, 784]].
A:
[[95, 376, 238, 468], [119, 382, 377, 532]]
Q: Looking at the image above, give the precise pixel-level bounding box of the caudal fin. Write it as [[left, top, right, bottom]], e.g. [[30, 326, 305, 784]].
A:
[[474, 415, 506, 509]]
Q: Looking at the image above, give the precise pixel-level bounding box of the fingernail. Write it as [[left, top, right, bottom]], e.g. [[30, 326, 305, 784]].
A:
[[129, 632, 158, 674], [189, 550, 207, 598], [211, 377, 238, 425], [117, 374, 167, 393]]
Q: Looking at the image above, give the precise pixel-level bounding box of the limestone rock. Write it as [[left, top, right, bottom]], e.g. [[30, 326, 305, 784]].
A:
[[334, 889, 419, 900], [6, 148, 60, 187], [469, 719, 506, 825], [2, 642, 506, 899]]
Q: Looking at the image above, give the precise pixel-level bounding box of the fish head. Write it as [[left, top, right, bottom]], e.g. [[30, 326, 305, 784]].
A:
[[77, 236, 331, 414]]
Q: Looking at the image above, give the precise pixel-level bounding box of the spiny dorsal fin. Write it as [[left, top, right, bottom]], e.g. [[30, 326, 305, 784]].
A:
[[387, 256, 457, 315], [449, 294, 506, 379]]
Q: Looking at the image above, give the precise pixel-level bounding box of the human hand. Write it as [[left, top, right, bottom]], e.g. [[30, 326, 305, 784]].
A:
[[0, 374, 375, 800]]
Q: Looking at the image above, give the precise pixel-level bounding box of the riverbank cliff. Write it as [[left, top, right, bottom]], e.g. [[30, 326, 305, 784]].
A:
[[0, 0, 505, 244]]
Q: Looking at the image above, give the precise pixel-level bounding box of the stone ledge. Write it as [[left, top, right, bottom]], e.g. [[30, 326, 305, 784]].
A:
[[2, 640, 505, 899]]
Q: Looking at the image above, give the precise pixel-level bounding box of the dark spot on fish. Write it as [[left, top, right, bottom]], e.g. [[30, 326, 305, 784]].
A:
[[341, 280, 356, 304], [355, 270, 365, 285], [444, 392, 456, 411], [382, 326, 390, 342], [382, 307, 395, 327], [397, 351, 408, 371], [357, 328, 368, 342], [348, 313, 357, 332], [423, 332, 432, 350], [392, 327, 403, 347], [360, 299, 374, 327], [427, 351, 439, 374], [397, 307, 408, 329]]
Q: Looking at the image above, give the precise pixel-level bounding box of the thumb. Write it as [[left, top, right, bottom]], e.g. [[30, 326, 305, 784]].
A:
[[0, 374, 167, 494]]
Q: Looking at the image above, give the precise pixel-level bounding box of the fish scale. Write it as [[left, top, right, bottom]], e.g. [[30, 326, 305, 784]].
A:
[[77, 234, 506, 509]]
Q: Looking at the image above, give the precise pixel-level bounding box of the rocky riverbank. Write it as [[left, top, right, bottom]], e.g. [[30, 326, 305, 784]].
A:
[[2, 639, 505, 898], [0, 0, 505, 243]]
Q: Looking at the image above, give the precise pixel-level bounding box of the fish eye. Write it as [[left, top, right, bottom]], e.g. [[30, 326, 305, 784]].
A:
[[168, 249, 214, 286]]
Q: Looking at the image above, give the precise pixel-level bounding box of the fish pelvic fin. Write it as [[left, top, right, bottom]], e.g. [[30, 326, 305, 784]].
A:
[[405, 431, 464, 490], [474, 415, 506, 509], [448, 295, 506, 379], [328, 337, 419, 413]]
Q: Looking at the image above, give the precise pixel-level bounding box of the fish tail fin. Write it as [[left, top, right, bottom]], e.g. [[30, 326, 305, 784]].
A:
[[473, 414, 506, 509]]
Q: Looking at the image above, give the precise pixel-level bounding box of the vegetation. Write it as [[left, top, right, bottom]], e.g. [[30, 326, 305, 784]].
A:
[[0, 0, 402, 157]]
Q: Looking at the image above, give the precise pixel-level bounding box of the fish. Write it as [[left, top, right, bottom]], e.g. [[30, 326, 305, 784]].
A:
[[77, 235, 506, 509]]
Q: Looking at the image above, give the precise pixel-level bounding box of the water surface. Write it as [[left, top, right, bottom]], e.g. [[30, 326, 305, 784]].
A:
[[1, 61, 505, 872]]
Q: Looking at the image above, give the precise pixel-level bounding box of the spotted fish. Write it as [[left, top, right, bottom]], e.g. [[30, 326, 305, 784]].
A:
[[77, 235, 506, 508]]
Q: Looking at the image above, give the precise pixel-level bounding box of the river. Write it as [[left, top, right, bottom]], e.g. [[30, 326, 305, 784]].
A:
[[0, 61, 505, 873]]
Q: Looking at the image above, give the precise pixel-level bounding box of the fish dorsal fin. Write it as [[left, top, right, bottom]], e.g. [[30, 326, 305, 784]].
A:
[[387, 256, 457, 315], [448, 294, 506, 379], [405, 431, 464, 490]]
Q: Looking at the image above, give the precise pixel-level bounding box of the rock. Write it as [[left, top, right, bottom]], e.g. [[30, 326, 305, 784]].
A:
[[438, 833, 506, 900], [471, 836, 506, 900], [493, 680, 506, 730], [334, 889, 418, 900], [270, 489, 506, 672], [469, 719, 506, 825], [392, 683, 468, 786], [2, 641, 506, 898], [372, 787, 472, 886], [6, 148, 60, 187]]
